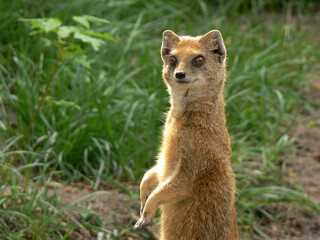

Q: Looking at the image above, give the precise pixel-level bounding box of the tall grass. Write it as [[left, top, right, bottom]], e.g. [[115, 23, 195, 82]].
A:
[[1, 0, 320, 238]]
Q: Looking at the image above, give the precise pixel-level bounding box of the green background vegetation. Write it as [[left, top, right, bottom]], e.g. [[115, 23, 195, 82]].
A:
[[0, 0, 319, 239]]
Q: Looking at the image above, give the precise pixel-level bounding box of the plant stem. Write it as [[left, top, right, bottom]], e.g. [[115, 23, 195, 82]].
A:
[[22, 60, 60, 144]]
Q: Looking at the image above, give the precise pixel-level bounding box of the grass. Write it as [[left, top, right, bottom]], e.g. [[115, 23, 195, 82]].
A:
[[1, 0, 320, 239], [0, 137, 101, 239]]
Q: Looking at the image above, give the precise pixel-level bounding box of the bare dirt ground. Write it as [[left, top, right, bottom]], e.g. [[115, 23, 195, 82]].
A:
[[49, 183, 146, 240]]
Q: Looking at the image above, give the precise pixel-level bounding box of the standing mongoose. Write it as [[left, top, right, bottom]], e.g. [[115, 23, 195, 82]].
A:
[[133, 30, 239, 240]]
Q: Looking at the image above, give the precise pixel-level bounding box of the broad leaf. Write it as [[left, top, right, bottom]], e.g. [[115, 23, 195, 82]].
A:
[[40, 37, 52, 47], [74, 32, 105, 51], [73, 16, 90, 29], [57, 26, 78, 39], [44, 18, 61, 33], [80, 31, 115, 41], [19, 18, 61, 33], [73, 54, 91, 69], [82, 15, 110, 24]]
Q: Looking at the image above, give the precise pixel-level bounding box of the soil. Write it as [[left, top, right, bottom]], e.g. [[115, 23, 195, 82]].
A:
[[46, 183, 149, 240]]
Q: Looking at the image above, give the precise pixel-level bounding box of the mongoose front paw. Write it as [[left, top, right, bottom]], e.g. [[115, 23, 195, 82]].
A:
[[140, 194, 149, 216], [132, 212, 150, 231]]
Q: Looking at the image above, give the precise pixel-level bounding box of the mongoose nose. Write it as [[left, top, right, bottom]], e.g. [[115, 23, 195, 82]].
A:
[[175, 72, 186, 79]]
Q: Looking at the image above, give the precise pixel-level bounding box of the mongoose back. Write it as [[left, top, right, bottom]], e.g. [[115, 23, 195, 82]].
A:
[[133, 30, 239, 240]]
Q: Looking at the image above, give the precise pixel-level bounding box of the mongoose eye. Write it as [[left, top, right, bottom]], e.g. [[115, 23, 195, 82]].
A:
[[193, 56, 205, 66], [170, 56, 177, 65]]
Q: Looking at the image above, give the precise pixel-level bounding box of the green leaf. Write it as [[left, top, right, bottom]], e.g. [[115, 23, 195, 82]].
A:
[[19, 18, 61, 33], [80, 31, 115, 41], [63, 43, 86, 56], [62, 43, 87, 64], [72, 15, 110, 29], [19, 18, 42, 29], [57, 26, 78, 39], [73, 16, 90, 29], [73, 54, 91, 69], [30, 30, 45, 35], [0, 121, 6, 131], [55, 100, 81, 110], [74, 32, 105, 51], [44, 18, 61, 33], [40, 37, 51, 47], [82, 15, 110, 24], [44, 96, 81, 110]]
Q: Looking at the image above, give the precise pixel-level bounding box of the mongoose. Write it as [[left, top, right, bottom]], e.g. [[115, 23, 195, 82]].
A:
[[133, 30, 239, 240]]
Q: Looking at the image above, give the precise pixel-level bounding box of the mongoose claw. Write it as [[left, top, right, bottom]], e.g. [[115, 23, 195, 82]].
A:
[[132, 214, 150, 231], [139, 204, 145, 217], [139, 195, 148, 216]]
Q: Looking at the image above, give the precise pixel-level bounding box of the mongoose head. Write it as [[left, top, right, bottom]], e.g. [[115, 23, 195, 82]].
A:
[[161, 30, 227, 100]]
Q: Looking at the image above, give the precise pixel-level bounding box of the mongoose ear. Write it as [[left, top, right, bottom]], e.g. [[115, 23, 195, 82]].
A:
[[199, 30, 226, 63], [161, 30, 180, 58]]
